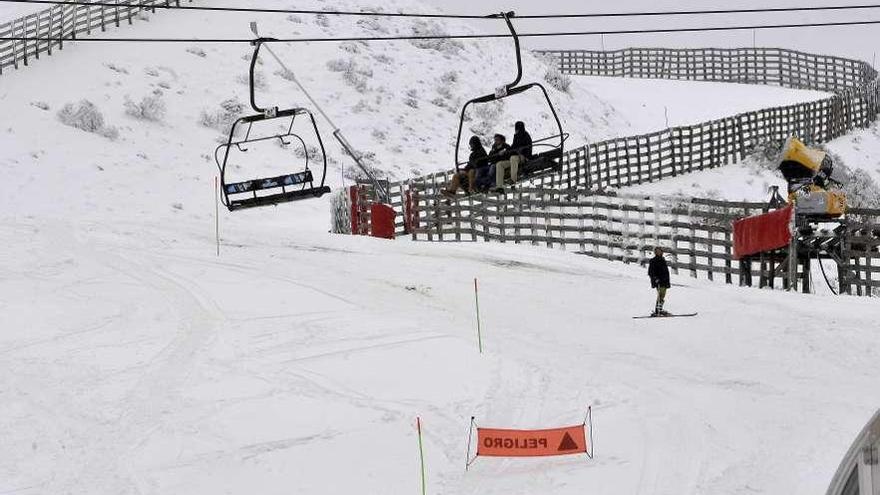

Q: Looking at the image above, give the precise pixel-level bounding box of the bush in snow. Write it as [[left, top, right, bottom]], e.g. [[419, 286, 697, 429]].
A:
[[339, 42, 362, 54], [199, 98, 245, 132], [104, 62, 129, 75], [315, 14, 330, 28], [836, 161, 880, 209], [326, 58, 372, 93], [287, 14, 303, 24], [409, 20, 463, 54], [372, 53, 393, 65], [440, 70, 459, 85], [57, 100, 119, 140], [468, 100, 506, 139], [124, 93, 166, 122], [343, 151, 387, 181], [544, 66, 571, 94], [237, 69, 267, 89], [403, 89, 419, 109], [357, 16, 389, 34], [185, 46, 207, 58], [31, 101, 50, 111]]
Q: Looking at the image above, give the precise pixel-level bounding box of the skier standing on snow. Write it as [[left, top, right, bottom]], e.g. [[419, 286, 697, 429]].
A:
[[648, 246, 671, 316]]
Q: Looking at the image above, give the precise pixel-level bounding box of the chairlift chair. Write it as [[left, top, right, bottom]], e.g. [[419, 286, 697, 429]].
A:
[[215, 38, 331, 212], [454, 11, 569, 185]]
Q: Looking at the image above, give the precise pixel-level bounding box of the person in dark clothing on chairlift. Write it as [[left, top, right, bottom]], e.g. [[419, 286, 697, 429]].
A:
[[494, 121, 533, 192], [443, 135, 488, 196], [480, 134, 510, 192]]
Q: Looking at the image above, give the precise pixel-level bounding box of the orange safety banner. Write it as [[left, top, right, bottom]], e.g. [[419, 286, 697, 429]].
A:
[[477, 424, 588, 457]]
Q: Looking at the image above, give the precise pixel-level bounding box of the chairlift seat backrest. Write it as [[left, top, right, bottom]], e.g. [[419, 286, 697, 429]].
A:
[[226, 170, 315, 195]]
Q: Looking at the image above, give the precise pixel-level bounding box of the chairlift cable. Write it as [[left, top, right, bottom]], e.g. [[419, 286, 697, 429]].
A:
[[251, 24, 389, 201], [5, 0, 880, 21], [8, 18, 880, 44]]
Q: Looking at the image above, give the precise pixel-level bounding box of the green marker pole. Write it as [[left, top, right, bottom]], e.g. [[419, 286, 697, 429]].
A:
[[417, 417, 427, 495], [474, 278, 483, 354]]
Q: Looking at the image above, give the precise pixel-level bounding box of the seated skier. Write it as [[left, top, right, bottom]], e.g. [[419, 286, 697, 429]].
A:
[[494, 121, 533, 192], [480, 133, 510, 192], [648, 246, 671, 317], [443, 135, 488, 196]]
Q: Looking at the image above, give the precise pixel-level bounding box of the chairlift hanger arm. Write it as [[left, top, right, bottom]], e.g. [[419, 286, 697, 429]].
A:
[[249, 37, 281, 115], [488, 11, 522, 93]]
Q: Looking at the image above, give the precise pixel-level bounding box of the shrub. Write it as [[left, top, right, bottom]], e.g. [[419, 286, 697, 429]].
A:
[[409, 20, 463, 54], [124, 93, 166, 122], [544, 66, 571, 93], [326, 58, 372, 93], [104, 62, 129, 75], [237, 69, 267, 89], [339, 42, 361, 54], [199, 98, 245, 132], [357, 16, 388, 34], [57, 100, 118, 139], [403, 89, 419, 108], [185, 46, 207, 58]]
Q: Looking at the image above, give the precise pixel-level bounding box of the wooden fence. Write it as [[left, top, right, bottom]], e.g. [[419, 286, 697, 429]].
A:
[[0, 0, 190, 75], [406, 188, 880, 296], [331, 47, 880, 237], [545, 48, 877, 94]]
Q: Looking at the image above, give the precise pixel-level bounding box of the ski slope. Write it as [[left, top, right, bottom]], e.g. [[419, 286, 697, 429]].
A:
[[3, 219, 880, 495], [1, 1, 877, 494]]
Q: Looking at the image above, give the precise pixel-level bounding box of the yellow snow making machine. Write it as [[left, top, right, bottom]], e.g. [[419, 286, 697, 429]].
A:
[[777, 137, 847, 219]]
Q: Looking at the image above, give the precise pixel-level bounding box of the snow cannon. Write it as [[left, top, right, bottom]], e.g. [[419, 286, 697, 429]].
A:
[[777, 137, 846, 219]]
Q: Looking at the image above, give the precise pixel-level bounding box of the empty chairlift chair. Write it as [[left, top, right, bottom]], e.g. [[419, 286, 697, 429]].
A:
[[454, 12, 568, 186], [215, 39, 331, 212]]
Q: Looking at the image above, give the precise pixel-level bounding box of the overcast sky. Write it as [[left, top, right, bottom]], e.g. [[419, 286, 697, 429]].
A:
[[423, 0, 880, 63], [1, 1, 877, 65]]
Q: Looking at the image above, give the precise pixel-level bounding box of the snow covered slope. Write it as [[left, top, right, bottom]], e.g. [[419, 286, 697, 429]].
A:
[[3, 221, 880, 495]]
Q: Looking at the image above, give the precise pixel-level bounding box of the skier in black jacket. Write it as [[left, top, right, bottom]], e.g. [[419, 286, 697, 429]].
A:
[[494, 121, 533, 191], [648, 246, 671, 316], [443, 136, 488, 196]]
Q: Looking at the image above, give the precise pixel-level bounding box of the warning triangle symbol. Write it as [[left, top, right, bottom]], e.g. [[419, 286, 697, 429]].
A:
[[557, 432, 579, 451]]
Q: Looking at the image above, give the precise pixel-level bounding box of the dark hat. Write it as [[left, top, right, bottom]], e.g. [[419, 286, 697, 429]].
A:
[[514, 121, 525, 132]]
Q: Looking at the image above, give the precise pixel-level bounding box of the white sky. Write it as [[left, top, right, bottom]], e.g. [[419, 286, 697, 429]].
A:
[[423, 0, 880, 64], [1, 1, 878, 65]]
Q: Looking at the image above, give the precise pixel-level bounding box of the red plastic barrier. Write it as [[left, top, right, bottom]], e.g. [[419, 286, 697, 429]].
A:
[[349, 186, 361, 235], [370, 203, 396, 240], [477, 424, 589, 458], [733, 206, 793, 259]]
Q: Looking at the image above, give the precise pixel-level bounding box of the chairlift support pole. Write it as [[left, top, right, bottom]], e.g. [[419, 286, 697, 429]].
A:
[[250, 22, 389, 203]]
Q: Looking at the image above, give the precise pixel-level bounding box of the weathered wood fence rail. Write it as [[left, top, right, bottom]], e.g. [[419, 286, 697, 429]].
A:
[[0, 0, 190, 75], [407, 188, 880, 296]]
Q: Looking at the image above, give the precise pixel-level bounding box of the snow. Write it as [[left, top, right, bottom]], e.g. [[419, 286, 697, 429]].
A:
[[1, 1, 877, 494], [3, 224, 880, 494], [623, 157, 783, 203], [0, 4, 46, 22], [826, 122, 880, 185]]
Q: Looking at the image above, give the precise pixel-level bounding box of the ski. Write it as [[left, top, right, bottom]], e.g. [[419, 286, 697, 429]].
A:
[[632, 313, 698, 319]]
